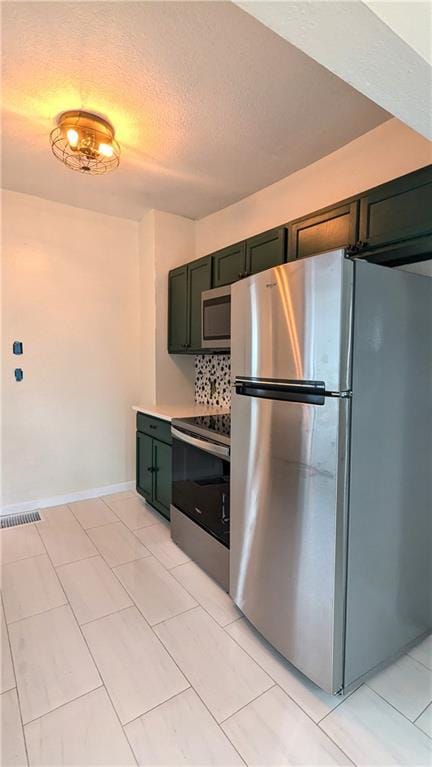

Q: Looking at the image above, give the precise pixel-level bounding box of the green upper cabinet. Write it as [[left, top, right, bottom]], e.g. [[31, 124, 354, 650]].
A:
[[212, 242, 247, 287], [168, 265, 188, 352], [188, 255, 212, 351], [359, 166, 432, 260], [168, 256, 211, 353], [246, 227, 287, 275], [288, 202, 358, 261]]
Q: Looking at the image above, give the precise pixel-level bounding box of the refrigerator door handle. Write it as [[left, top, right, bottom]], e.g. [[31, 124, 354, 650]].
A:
[[233, 377, 326, 405]]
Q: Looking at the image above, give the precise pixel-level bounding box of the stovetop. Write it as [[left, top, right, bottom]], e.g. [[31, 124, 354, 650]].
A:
[[172, 413, 231, 446]]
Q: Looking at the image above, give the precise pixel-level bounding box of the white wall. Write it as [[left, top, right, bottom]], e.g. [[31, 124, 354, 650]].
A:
[[136, 209, 196, 407], [138, 210, 156, 405], [196, 120, 432, 256], [153, 210, 195, 405], [1, 191, 140, 507]]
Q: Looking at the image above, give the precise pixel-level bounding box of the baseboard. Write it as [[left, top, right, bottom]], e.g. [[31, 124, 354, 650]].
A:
[[0, 481, 136, 516]]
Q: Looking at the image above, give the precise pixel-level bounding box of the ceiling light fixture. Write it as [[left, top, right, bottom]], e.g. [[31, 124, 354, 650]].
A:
[[50, 110, 120, 175]]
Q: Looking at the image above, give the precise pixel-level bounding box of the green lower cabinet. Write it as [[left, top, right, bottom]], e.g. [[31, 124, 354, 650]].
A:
[[152, 440, 172, 516], [136, 431, 153, 502], [246, 227, 287, 275], [136, 430, 171, 520]]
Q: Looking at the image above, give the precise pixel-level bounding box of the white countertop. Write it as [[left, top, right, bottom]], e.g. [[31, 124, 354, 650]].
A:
[[132, 403, 229, 422]]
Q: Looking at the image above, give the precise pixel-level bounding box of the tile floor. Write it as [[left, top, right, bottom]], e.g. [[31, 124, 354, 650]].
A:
[[1, 491, 431, 766]]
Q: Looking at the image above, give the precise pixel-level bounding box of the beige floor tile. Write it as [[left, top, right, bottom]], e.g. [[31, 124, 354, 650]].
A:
[[114, 556, 196, 625], [125, 687, 243, 766], [37, 509, 97, 566], [56, 555, 132, 624], [0, 524, 44, 566], [155, 607, 273, 722], [416, 703, 432, 738], [8, 605, 101, 723], [38, 505, 72, 523], [222, 686, 349, 766], [2, 555, 66, 624], [101, 490, 134, 505], [24, 686, 136, 766], [107, 495, 160, 530], [135, 522, 190, 569], [172, 561, 241, 626], [321, 685, 432, 765], [367, 653, 432, 721], [1, 688, 28, 766], [88, 521, 150, 567], [409, 634, 432, 671], [227, 618, 351, 722], [82, 606, 189, 724], [1, 601, 15, 693], [68, 497, 117, 529]]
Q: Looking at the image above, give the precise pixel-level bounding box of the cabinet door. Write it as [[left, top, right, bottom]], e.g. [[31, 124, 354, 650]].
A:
[[168, 266, 188, 352], [153, 440, 172, 520], [188, 255, 212, 352], [246, 227, 287, 275], [136, 432, 153, 502], [212, 242, 247, 287], [359, 166, 432, 251], [288, 202, 358, 261]]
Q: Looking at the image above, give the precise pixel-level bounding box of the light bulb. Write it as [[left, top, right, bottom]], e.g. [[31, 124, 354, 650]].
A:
[[99, 142, 113, 157], [67, 128, 79, 147]]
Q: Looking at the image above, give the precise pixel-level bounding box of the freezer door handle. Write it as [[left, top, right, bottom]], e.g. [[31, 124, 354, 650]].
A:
[[233, 377, 326, 405]]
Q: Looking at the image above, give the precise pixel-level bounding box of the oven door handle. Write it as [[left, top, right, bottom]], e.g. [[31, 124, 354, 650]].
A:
[[171, 427, 230, 460]]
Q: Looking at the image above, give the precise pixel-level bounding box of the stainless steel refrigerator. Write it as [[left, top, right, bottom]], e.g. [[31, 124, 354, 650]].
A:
[[230, 249, 431, 694]]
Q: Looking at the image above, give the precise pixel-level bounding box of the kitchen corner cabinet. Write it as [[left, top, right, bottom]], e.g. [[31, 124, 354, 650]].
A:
[[136, 413, 172, 520], [358, 166, 432, 264], [288, 202, 358, 261], [168, 256, 211, 353]]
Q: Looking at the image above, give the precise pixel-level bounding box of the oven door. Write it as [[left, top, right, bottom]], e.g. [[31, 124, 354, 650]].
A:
[[171, 428, 230, 547], [201, 286, 231, 349]]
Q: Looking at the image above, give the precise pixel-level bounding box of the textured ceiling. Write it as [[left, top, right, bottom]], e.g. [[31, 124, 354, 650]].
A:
[[1, 1, 390, 220]]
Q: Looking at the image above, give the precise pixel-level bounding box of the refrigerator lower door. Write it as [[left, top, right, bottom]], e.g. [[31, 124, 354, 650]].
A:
[[230, 391, 349, 693]]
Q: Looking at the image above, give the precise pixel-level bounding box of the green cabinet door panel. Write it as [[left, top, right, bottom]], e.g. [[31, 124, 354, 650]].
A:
[[359, 165, 432, 250], [289, 202, 358, 261], [212, 242, 247, 287], [188, 255, 212, 351], [136, 432, 153, 501], [246, 227, 287, 275], [153, 440, 172, 517], [168, 266, 188, 352]]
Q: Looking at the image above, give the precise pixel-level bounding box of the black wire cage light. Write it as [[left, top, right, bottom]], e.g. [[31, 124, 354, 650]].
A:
[[50, 110, 120, 175]]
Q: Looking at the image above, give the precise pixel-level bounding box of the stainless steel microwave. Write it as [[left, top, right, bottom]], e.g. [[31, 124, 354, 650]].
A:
[[201, 285, 231, 349]]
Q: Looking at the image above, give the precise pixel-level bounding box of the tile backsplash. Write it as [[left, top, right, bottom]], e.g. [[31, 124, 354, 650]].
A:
[[194, 355, 231, 408]]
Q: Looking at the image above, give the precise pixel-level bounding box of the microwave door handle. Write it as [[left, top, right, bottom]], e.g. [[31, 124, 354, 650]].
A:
[[171, 427, 230, 460]]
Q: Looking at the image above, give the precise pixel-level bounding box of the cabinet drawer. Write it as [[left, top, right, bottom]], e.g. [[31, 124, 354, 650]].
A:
[[136, 413, 172, 445]]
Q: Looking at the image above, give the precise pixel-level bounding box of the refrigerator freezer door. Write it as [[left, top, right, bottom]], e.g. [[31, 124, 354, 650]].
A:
[[230, 391, 349, 693], [231, 249, 353, 393]]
